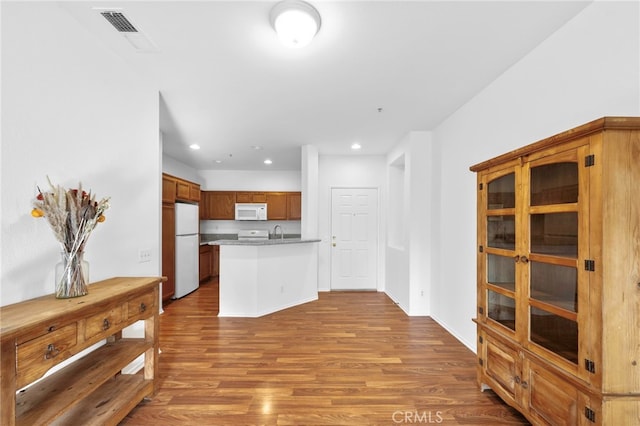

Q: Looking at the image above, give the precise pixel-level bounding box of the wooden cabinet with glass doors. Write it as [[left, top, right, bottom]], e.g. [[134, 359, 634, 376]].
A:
[[471, 117, 640, 425]]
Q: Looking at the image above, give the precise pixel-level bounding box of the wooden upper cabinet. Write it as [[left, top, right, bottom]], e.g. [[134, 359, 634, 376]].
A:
[[162, 175, 177, 203], [203, 191, 236, 220], [162, 173, 200, 203], [236, 192, 267, 203], [199, 191, 209, 219], [189, 183, 200, 202], [200, 190, 301, 220], [265, 192, 302, 220], [175, 179, 190, 201], [266, 192, 287, 220], [286, 192, 301, 220]]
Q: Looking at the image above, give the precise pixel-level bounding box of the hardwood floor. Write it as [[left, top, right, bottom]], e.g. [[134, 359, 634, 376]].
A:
[[122, 279, 529, 425]]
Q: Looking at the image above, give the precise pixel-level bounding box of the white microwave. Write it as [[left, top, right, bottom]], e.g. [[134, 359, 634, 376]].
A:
[[235, 203, 267, 221]]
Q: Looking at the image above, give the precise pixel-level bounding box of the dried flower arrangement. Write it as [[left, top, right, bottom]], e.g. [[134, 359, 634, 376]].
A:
[[32, 177, 110, 297]]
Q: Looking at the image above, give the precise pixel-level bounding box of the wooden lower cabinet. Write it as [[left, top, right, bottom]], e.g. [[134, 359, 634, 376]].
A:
[[479, 328, 595, 425], [198, 245, 219, 281], [212, 245, 220, 277], [0, 277, 161, 426], [524, 358, 593, 426], [480, 329, 519, 406], [199, 245, 212, 282], [161, 202, 175, 300]]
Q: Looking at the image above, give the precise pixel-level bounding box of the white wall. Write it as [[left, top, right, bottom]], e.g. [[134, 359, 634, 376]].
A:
[[301, 145, 319, 239], [317, 155, 386, 292], [197, 170, 301, 191], [385, 132, 435, 316], [163, 152, 203, 185], [407, 132, 433, 316], [430, 0, 640, 351], [1, 3, 161, 306]]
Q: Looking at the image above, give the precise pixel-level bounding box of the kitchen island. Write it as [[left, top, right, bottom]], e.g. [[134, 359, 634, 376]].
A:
[[209, 238, 320, 317]]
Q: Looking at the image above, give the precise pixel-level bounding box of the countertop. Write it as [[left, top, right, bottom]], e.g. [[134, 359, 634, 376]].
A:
[[200, 233, 320, 246], [208, 238, 321, 246]]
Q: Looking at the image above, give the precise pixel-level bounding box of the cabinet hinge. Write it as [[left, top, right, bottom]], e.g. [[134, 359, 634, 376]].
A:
[[479, 183, 483, 190], [478, 358, 484, 367], [479, 336, 484, 344], [584, 260, 596, 271], [585, 358, 596, 373], [479, 245, 484, 253], [584, 407, 596, 423], [478, 307, 484, 315], [585, 154, 595, 167]]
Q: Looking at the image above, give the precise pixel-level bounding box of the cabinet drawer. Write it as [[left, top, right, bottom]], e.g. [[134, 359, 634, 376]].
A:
[[128, 292, 155, 320], [84, 306, 123, 340], [17, 323, 78, 388]]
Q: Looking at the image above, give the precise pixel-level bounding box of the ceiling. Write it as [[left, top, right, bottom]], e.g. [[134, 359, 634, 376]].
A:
[[61, 1, 590, 171]]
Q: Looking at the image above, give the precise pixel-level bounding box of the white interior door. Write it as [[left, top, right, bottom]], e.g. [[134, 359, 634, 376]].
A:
[[331, 188, 378, 290]]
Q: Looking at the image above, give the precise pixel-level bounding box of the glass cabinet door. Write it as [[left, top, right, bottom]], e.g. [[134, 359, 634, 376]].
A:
[[482, 170, 517, 332], [525, 150, 586, 365]]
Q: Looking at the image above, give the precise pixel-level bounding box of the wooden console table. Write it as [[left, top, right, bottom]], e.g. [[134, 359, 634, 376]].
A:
[[0, 277, 163, 425]]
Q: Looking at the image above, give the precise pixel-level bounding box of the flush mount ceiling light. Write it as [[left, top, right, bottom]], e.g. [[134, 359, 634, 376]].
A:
[[264, 159, 273, 165], [189, 144, 201, 150], [270, 0, 321, 48], [351, 143, 362, 151]]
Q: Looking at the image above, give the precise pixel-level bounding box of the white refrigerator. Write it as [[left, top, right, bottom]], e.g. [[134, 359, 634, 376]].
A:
[[174, 202, 199, 298]]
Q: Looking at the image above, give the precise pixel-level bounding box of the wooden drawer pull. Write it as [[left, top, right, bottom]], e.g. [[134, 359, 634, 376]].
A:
[[102, 318, 111, 331], [44, 343, 60, 359], [139, 303, 146, 313]]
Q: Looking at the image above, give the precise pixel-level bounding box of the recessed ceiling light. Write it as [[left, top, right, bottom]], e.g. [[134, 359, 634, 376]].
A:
[[214, 159, 223, 164], [189, 144, 200, 150], [251, 145, 263, 150], [351, 143, 362, 150], [264, 159, 273, 165]]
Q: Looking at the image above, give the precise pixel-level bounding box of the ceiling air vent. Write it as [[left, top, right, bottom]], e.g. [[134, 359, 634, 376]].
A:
[[100, 11, 138, 33]]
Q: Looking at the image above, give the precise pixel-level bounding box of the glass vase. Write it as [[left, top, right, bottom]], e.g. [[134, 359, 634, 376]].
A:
[[54, 251, 89, 298]]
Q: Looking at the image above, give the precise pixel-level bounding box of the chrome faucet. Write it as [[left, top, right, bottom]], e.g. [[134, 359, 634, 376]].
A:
[[272, 224, 284, 240]]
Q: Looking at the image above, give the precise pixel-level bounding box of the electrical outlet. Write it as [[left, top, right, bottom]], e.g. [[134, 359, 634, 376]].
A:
[[138, 249, 151, 263]]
